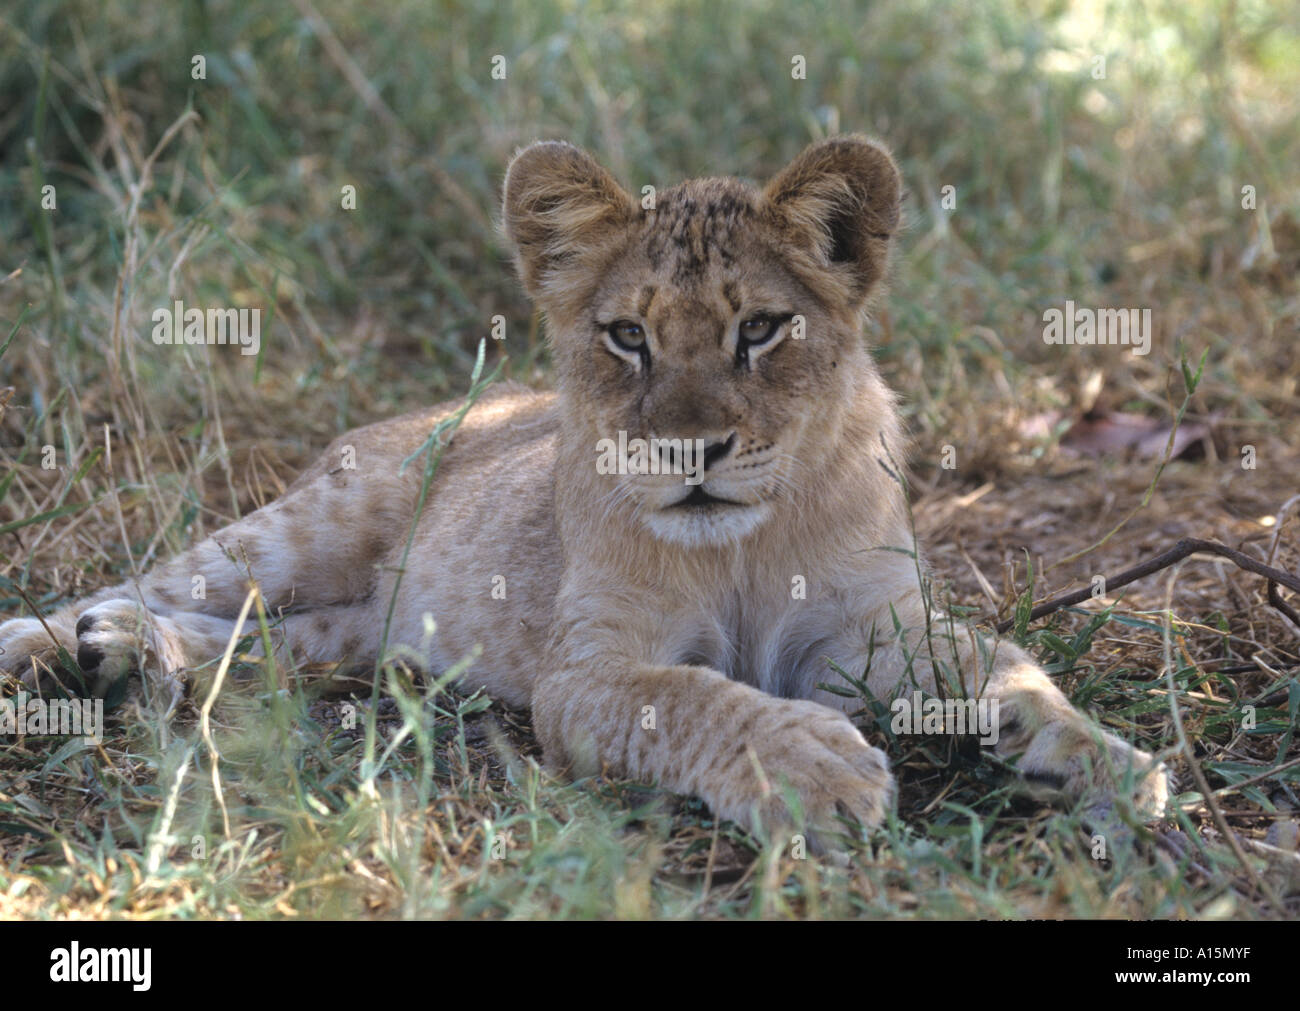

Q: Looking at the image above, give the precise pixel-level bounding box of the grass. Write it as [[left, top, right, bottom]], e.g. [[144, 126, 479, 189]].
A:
[[1, 0, 1298, 919]]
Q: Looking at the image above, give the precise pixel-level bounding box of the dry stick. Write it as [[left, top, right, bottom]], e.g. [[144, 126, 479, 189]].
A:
[[702, 820, 720, 901], [6, 583, 78, 696], [1213, 660, 1297, 675], [145, 754, 191, 878], [995, 537, 1300, 635], [1265, 494, 1300, 634], [1266, 582, 1300, 631], [1210, 753, 1300, 800], [1241, 836, 1300, 868], [103, 423, 137, 580], [200, 586, 260, 841], [1160, 567, 1287, 916], [8, 582, 61, 649]]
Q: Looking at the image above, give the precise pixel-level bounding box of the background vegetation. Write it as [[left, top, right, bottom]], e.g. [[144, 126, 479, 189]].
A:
[[1, 0, 1297, 918]]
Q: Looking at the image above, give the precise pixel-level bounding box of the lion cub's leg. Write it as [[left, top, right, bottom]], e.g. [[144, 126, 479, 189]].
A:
[[818, 588, 1170, 820], [71, 599, 242, 704], [1, 461, 403, 699], [0, 594, 243, 705], [974, 653, 1170, 818], [2, 591, 384, 705], [136, 473, 405, 620], [532, 661, 894, 851], [74, 598, 382, 698]]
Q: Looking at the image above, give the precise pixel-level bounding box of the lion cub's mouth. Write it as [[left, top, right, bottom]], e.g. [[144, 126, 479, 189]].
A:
[[667, 486, 744, 510]]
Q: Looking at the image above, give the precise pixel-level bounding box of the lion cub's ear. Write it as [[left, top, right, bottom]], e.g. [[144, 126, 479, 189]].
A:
[[502, 141, 635, 300], [762, 136, 901, 307]]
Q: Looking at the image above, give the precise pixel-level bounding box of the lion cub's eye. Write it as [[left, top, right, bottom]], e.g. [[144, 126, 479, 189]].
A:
[[608, 321, 646, 352], [738, 317, 779, 347]]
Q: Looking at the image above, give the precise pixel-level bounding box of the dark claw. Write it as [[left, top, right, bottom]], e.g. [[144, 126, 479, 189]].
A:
[[1024, 769, 1068, 790], [77, 642, 104, 672], [76, 614, 96, 637]]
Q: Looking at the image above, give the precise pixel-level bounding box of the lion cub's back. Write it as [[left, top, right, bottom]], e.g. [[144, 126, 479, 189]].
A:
[[373, 382, 564, 705], [287, 381, 554, 486]]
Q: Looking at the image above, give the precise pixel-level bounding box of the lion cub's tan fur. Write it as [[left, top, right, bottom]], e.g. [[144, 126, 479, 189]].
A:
[[1, 137, 1167, 845]]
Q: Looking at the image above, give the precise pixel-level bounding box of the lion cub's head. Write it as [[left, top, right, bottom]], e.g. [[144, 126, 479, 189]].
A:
[[503, 137, 901, 547]]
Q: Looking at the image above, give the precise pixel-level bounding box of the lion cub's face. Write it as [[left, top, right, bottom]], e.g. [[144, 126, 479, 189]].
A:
[[504, 137, 901, 547]]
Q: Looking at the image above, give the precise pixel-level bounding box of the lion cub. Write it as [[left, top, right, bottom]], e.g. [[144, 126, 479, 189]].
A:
[[1, 137, 1168, 847]]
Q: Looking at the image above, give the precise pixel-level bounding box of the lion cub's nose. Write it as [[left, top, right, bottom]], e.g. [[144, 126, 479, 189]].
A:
[[652, 432, 736, 472], [702, 433, 737, 471]]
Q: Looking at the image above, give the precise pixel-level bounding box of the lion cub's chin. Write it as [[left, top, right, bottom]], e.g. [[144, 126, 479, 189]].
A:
[[641, 501, 773, 548]]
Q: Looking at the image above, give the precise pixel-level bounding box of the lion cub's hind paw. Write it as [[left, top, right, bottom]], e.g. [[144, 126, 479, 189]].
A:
[[73, 599, 153, 690], [72, 599, 192, 710]]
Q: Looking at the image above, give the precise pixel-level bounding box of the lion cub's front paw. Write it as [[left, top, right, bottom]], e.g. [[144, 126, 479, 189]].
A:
[[734, 701, 894, 851], [1097, 733, 1171, 821], [1011, 716, 1170, 821]]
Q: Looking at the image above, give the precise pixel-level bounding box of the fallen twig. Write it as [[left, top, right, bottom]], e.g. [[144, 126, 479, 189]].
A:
[[1210, 753, 1300, 799], [995, 537, 1300, 634]]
